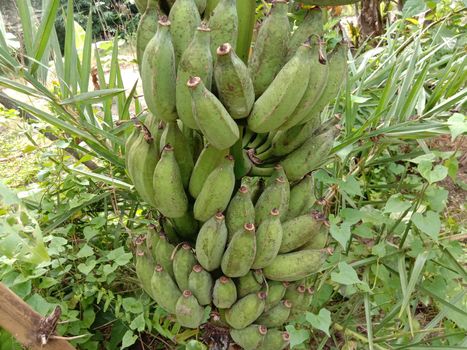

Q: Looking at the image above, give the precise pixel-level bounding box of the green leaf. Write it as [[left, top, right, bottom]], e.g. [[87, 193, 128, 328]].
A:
[[424, 186, 448, 212], [76, 244, 94, 258], [59, 88, 126, 106], [329, 219, 352, 249], [107, 247, 133, 266], [418, 161, 448, 184], [306, 308, 332, 336], [411, 211, 441, 240], [285, 325, 309, 348], [129, 313, 145, 332], [121, 330, 137, 349], [338, 175, 363, 197], [186, 340, 208, 350], [384, 195, 412, 213], [77, 260, 96, 275], [447, 113, 467, 141], [331, 262, 363, 285], [122, 297, 144, 314], [403, 0, 428, 18]]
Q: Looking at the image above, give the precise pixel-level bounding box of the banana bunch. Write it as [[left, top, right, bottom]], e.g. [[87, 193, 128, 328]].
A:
[[128, 0, 351, 347], [133, 165, 332, 349]]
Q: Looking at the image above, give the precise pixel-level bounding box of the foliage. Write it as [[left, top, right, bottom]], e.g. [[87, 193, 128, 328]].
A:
[[0, 1, 466, 349]]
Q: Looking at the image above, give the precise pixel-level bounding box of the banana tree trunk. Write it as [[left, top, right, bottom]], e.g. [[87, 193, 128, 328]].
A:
[[359, 0, 383, 41]]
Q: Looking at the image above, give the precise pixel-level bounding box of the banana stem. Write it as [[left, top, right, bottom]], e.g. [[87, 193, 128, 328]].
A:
[[248, 133, 268, 149], [255, 147, 273, 161], [236, 0, 256, 63], [250, 165, 274, 177], [242, 128, 255, 148]]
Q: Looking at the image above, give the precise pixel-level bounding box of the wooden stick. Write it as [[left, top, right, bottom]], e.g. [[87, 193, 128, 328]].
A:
[[0, 283, 76, 350]]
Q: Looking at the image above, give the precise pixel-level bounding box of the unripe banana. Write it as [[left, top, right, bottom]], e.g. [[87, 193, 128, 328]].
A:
[[160, 121, 194, 188], [172, 243, 197, 291], [151, 264, 181, 313], [193, 155, 236, 221], [146, 224, 160, 253], [281, 126, 339, 181], [249, 0, 290, 97], [256, 300, 292, 327], [255, 177, 289, 226], [270, 116, 322, 157], [154, 233, 176, 278], [188, 264, 214, 305], [209, 0, 238, 58], [221, 223, 256, 278], [135, 0, 148, 13], [195, 212, 228, 271], [129, 127, 159, 207], [287, 7, 324, 60], [125, 123, 142, 175], [152, 144, 188, 218], [189, 144, 229, 198], [287, 174, 316, 219], [236, 270, 263, 298], [176, 24, 213, 130], [284, 283, 306, 308], [135, 246, 155, 298], [241, 176, 263, 205], [188, 77, 240, 150], [264, 281, 289, 311], [263, 249, 328, 281], [194, 0, 207, 13], [230, 325, 268, 350], [279, 38, 329, 131], [143, 113, 162, 139], [175, 290, 205, 328], [161, 217, 181, 243], [247, 44, 312, 133], [205, 0, 220, 18], [214, 43, 254, 119], [213, 276, 237, 308], [225, 185, 255, 240], [280, 211, 324, 253], [301, 224, 329, 249], [256, 329, 290, 350], [225, 291, 267, 329], [136, 0, 160, 69], [265, 164, 290, 220], [171, 207, 199, 239], [252, 208, 283, 269], [141, 17, 177, 122], [168, 0, 201, 62], [302, 42, 348, 123]]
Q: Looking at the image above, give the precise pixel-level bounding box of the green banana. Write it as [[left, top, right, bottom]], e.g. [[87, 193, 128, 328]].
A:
[[136, 0, 160, 70], [209, 0, 238, 58], [252, 208, 283, 269], [255, 177, 289, 226], [154, 233, 176, 278], [141, 16, 177, 122], [204, 0, 220, 18], [256, 299, 292, 327], [256, 329, 290, 350], [193, 155, 236, 221], [146, 224, 160, 253], [230, 325, 268, 350], [231, 137, 253, 179], [241, 176, 263, 205], [195, 212, 228, 271], [300, 0, 361, 5], [176, 24, 213, 130], [143, 113, 161, 139], [225, 291, 267, 329], [264, 281, 289, 311], [175, 290, 205, 328], [172, 243, 197, 291], [265, 164, 290, 220], [287, 174, 316, 219], [160, 121, 194, 188], [236, 0, 256, 63], [225, 185, 255, 240], [194, 0, 207, 13], [135, 0, 148, 13], [168, 0, 201, 62], [152, 144, 188, 218], [214, 43, 254, 119], [213, 276, 237, 308], [171, 206, 199, 240], [249, 0, 290, 97], [281, 126, 339, 181], [135, 246, 155, 298], [188, 264, 214, 305], [279, 38, 329, 131], [221, 223, 256, 278], [128, 127, 159, 207], [263, 249, 328, 281], [125, 123, 142, 175], [287, 7, 324, 60], [161, 216, 181, 243], [284, 284, 306, 309], [236, 270, 263, 298], [301, 42, 348, 123], [270, 116, 322, 157], [301, 224, 329, 249], [247, 44, 312, 133], [189, 144, 228, 198], [280, 211, 324, 253], [151, 264, 181, 313], [188, 76, 240, 150]]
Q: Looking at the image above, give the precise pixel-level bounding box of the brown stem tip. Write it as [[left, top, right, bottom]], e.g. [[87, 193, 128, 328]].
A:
[[217, 43, 232, 56], [158, 16, 171, 26], [239, 186, 249, 194], [258, 325, 268, 335], [187, 76, 201, 88], [244, 223, 255, 232], [183, 290, 192, 297], [193, 264, 203, 273], [215, 212, 225, 221]]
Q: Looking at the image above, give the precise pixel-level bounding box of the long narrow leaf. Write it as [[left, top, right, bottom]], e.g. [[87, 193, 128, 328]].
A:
[[59, 88, 126, 105]]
